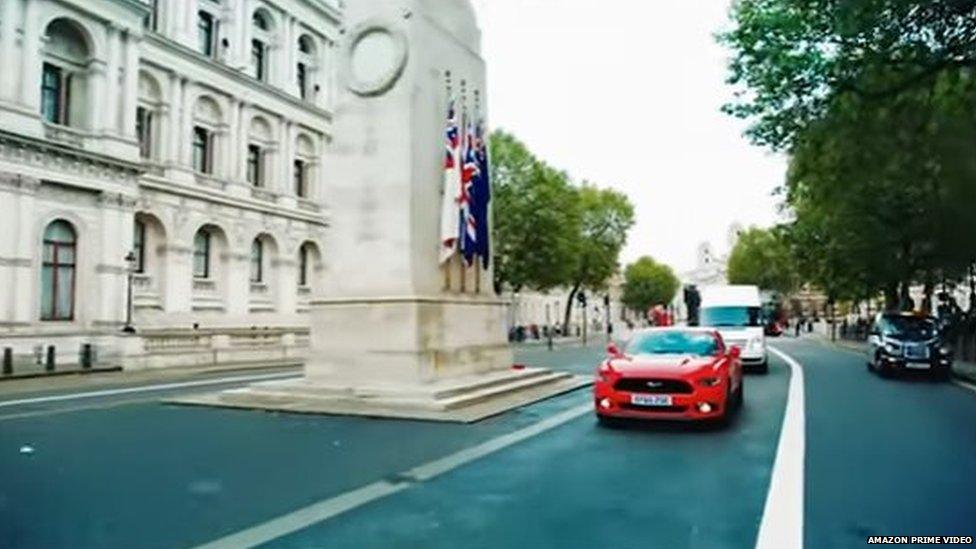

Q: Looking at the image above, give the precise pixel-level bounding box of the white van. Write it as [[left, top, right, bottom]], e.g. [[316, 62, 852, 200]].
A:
[[698, 285, 768, 373]]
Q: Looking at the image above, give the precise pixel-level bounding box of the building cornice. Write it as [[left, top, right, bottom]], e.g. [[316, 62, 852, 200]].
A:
[[0, 129, 145, 188]]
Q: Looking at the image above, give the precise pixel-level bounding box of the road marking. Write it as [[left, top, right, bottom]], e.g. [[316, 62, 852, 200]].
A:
[[193, 402, 593, 549], [0, 372, 301, 409], [757, 347, 806, 549], [953, 378, 976, 395]]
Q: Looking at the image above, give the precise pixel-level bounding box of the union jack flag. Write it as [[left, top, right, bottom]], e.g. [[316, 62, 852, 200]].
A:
[[460, 116, 479, 264]]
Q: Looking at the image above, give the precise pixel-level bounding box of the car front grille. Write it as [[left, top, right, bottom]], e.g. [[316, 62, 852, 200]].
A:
[[614, 378, 693, 394], [621, 404, 688, 413], [904, 343, 930, 360]]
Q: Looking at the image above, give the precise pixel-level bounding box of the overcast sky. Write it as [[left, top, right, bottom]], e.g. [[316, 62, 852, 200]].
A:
[[470, 0, 787, 274]]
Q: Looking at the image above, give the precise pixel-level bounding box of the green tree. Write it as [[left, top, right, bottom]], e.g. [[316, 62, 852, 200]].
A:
[[561, 185, 635, 330], [720, 0, 976, 309], [490, 130, 582, 292], [727, 226, 797, 294], [719, 0, 976, 150], [620, 257, 680, 318]]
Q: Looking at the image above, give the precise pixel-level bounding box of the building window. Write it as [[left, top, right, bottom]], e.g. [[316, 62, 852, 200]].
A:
[[197, 11, 216, 57], [247, 144, 262, 186], [297, 63, 307, 99], [250, 239, 263, 283], [40, 220, 76, 321], [298, 244, 309, 287], [293, 159, 307, 197], [251, 40, 266, 81], [144, 0, 160, 31], [192, 126, 212, 174], [133, 220, 146, 274], [136, 107, 153, 159], [193, 229, 211, 278], [41, 63, 66, 125]]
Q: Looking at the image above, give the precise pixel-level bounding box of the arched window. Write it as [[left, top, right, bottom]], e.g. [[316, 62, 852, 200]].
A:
[[133, 219, 146, 273], [193, 228, 211, 278], [296, 33, 317, 100], [250, 238, 264, 283], [40, 19, 91, 128], [192, 126, 212, 173], [298, 243, 309, 286], [41, 220, 77, 321], [251, 10, 273, 82], [197, 10, 217, 57]]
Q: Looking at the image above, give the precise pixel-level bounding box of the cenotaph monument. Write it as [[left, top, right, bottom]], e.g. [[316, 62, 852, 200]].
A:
[[178, 0, 586, 421]]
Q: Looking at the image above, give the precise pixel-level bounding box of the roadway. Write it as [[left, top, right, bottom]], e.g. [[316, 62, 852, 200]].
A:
[[0, 337, 973, 548]]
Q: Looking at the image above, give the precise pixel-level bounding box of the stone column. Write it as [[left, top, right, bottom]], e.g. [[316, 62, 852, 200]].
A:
[[225, 97, 240, 180], [0, 174, 38, 326], [95, 194, 135, 327], [102, 25, 121, 133], [167, 73, 182, 165], [178, 79, 192, 166], [163, 244, 193, 313], [121, 31, 141, 139], [276, 257, 298, 314], [19, 0, 42, 111], [224, 251, 249, 316], [279, 120, 293, 194], [0, 0, 23, 102]]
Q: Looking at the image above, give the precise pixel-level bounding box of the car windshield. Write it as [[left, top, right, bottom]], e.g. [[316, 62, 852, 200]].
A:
[[626, 331, 719, 356], [700, 306, 762, 327], [883, 316, 936, 341]]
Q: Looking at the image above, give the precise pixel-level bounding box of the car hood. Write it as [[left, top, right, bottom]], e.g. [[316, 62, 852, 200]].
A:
[[610, 354, 720, 376]]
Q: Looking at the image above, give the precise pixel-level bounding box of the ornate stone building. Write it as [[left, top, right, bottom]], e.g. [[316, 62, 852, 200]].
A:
[[0, 0, 341, 369]]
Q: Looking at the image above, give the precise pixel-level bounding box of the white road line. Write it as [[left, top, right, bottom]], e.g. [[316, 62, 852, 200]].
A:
[[193, 402, 593, 549], [756, 347, 806, 549], [953, 378, 976, 395], [0, 371, 301, 409]]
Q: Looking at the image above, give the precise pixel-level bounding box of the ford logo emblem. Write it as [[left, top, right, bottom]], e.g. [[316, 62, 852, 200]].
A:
[[646, 381, 663, 388]]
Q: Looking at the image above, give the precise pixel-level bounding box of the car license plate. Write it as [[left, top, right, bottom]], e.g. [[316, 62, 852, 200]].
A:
[[904, 362, 930, 370], [630, 394, 673, 407]]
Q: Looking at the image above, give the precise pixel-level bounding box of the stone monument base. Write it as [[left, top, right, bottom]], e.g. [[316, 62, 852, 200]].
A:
[[170, 367, 590, 423]]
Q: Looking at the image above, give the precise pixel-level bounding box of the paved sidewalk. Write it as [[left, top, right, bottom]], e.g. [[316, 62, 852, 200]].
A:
[[814, 334, 976, 386]]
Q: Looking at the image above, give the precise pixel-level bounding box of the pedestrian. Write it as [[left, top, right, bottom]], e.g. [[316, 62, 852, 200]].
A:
[[795, 317, 803, 337]]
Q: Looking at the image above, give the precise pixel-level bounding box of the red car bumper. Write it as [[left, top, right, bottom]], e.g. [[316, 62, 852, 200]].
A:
[[593, 378, 729, 421]]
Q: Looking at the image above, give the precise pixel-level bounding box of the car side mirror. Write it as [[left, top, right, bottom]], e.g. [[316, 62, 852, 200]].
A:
[[607, 342, 622, 358], [729, 346, 741, 359]]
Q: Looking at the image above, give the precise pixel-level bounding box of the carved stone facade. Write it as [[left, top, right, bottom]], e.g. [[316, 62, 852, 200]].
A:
[[0, 0, 340, 368]]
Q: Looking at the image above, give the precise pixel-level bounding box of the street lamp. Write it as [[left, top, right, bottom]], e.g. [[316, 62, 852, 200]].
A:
[[123, 251, 137, 334]]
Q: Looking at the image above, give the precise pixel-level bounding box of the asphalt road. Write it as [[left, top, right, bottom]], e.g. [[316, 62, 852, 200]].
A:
[[0, 337, 973, 548]]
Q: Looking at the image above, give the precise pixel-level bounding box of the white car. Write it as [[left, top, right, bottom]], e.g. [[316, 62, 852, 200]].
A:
[[697, 285, 768, 373]]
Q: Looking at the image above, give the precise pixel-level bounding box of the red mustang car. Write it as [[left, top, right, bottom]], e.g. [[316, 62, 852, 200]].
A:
[[594, 328, 744, 426]]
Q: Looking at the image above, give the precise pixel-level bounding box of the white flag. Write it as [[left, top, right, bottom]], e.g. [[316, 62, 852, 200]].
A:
[[439, 99, 462, 264]]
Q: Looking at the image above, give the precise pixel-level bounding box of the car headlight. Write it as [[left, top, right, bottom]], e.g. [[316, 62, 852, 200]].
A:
[[748, 336, 764, 351], [884, 340, 901, 353], [938, 346, 952, 357], [697, 376, 722, 387]]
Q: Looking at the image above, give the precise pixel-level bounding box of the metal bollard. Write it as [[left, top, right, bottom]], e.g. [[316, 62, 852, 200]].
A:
[[2, 348, 11, 376], [45, 345, 55, 372], [80, 343, 93, 370]]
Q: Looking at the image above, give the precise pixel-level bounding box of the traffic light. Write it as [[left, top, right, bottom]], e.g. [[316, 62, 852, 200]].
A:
[[577, 291, 587, 307]]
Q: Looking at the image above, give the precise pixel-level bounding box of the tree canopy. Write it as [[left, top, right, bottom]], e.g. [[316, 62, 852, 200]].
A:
[[489, 130, 636, 319], [727, 226, 798, 294], [621, 257, 680, 315], [720, 0, 976, 311], [490, 131, 582, 292]]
